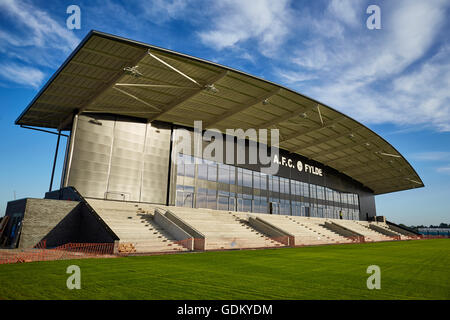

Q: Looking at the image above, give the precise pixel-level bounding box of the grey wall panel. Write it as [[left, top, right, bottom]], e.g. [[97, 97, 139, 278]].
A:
[[66, 115, 115, 199], [106, 120, 146, 201], [65, 115, 172, 205], [140, 122, 172, 204]]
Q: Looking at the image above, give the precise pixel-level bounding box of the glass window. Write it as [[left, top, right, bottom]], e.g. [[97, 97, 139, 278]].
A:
[[310, 184, 317, 199], [302, 182, 309, 198], [260, 197, 267, 213], [177, 154, 184, 176], [243, 169, 252, 188], [280, 178, 289, 194], [260, 173, 267, 190], [334, 191, 340, 203], [317, 186, 324, 200], [218, 164, 229, 184], [237, 168, 243, 186], [229, 166, 235, 185], [185, 155, 195, 178], [196, 188, 207, 209], [207, 188, 217, 209], [218, 195, 229, 210], [253, 172, 260, 190], [197, 159, 207, 180], [206, 161, 216, 181], [243, 199, 252, 212], [272, 176, 279, 193]]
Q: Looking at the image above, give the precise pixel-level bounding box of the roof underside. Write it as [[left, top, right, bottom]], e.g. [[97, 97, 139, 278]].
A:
[[16, 31, 424, 195]]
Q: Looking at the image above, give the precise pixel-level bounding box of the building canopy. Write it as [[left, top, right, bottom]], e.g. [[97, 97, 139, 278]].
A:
[[16, 31, 424, 195]]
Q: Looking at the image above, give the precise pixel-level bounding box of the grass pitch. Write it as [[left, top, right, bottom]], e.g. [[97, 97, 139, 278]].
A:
[[0, 239, 448, 300]]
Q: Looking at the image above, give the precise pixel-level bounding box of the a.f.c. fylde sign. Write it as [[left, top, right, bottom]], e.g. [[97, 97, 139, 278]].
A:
[[273, 154, 323, 176]]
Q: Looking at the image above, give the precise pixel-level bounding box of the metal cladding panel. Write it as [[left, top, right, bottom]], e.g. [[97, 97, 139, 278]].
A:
[[140, 122, 172, 204], [65, 115, 171, 204], [106, 119, 146, 201], [67, 114, 115, 198]]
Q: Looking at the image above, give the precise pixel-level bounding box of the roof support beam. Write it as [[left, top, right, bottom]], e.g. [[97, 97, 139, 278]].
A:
[[148, 50, 202, 88], [147, 70, 229, 122], [115, 83, 199, 90], [205, 88, 280, 127], [112, 86, 161, 112], [75, 48, 150, 117]]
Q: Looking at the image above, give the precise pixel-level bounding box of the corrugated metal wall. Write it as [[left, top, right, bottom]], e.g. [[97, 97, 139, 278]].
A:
[[64, 114, 171, 203]]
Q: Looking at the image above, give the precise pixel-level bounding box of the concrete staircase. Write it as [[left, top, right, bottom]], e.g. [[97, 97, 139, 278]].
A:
[[370, 222, 412, 240], [287, 216, 354, 244], [166, 207, 284, 250], [253, 214, 334, 246], [333, 220, 392, 242], [86, 199, 188, 253]]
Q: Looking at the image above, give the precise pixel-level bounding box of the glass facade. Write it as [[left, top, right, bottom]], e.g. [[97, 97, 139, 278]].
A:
[[175, 153, 360, 220]]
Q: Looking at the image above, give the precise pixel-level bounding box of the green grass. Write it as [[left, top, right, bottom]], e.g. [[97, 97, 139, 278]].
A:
[[0, 239, 448, 300]]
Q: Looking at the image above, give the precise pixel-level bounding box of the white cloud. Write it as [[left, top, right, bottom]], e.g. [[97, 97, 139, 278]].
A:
[[0, 63, 45, 88], [198, 0, 292, 57], [0, 0, 80, 87], [0, 0, 79, 52], [411, 152, 450, 162], [327, 0, 362, 28], [274, 0, 450, 131], [275, 69, 318, 84], [138, 0, 190, 23], [437, 166, 450, 174]]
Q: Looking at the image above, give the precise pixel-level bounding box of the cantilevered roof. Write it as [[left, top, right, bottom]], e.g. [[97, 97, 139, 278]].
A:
[[16, 30, 424, 195]]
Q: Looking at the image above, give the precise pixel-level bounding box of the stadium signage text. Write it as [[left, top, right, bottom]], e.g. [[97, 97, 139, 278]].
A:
[[273, 154, 323, 176]]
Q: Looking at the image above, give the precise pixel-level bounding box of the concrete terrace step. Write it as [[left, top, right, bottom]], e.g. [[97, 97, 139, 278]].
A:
[[165, 207, 285, 250], [85, 199, 187, 253]]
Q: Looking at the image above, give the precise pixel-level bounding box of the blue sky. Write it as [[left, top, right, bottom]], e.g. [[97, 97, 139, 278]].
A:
[[0, 0, 449, 226]]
